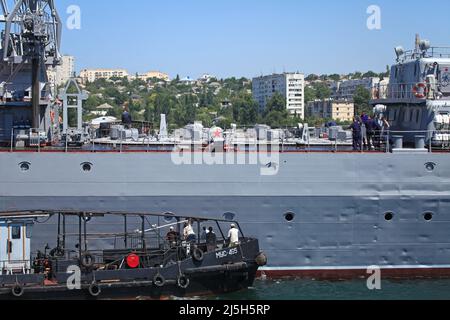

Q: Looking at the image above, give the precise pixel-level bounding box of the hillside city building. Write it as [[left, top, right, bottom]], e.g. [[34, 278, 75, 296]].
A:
[[307, 99, 355, 122], [80, 69, 170, 83], [333, 77, 389, 100], [252, 73, 305, 119], [129, 71, 170, 82], [47, 55, 75, 86], [80, 69, 130, 83]]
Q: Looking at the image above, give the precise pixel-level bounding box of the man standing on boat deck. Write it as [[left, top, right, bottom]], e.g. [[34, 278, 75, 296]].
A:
[[121, 102, 132, 129], [206, 227, 217, 252], [200, 226, 210, 241], [365, 117, 376, 151], [183, 222, 196, 242], [166, 227, 179, 247], [228, 224, 240, 248], [349, 117, 362, 151]]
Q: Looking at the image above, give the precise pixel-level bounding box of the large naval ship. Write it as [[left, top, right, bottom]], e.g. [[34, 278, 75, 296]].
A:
[[1, 1, 450, 279]]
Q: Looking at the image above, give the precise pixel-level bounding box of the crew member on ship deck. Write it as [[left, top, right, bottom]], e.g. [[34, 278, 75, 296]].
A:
[[206, 227, 217, 252], [183, 222, 196, 243], [121, 102, 132, 129], [349, 117, 362, 151], [166, 227, 180, 248], [228, 224, 240, 248]]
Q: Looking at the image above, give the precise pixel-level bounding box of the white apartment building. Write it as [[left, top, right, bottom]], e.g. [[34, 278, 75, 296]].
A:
[[252, 72, 305, 119], [334, 77, 389, 100], [47, 55, 75, 86], [80, 69, 129, 83], [129, 71, 170, 82]]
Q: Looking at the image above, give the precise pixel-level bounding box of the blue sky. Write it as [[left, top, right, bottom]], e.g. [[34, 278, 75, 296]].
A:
[[57, 0, 450, 79]]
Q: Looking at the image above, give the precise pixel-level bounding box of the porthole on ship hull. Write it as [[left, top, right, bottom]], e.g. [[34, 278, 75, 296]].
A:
[[19, 162, 30, 172], [284, 212, 295, 222], [423, 212, 433, 221], [81, 162, 93, 172], [425, 162, 436, 172], [163, 212, 175, 222], [223, 212, 236, 221], [384, 212, 394, 221]]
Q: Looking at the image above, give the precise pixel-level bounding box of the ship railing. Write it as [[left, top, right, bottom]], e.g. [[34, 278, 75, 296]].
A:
[[4, 129, 450, 153], [53, 232, 237, 270], [373, 82, 450, 101], [361, 129, 450, 153], [9, 127, 46, 152], [401, 47, 450, 61]]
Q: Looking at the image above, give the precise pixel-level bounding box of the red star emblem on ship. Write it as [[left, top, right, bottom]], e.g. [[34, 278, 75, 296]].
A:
[[214, 129, 222, 138]]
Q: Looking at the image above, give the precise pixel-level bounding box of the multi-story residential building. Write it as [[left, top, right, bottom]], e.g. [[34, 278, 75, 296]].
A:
[[334, 77, 389, 100], [252, 72, 305, 119], [180, 76, 196, 84], [307, 99, 355, 122], [130, 71, 170, 82], [79, 69, 129, 83], [198, 74, 214, 82], [47, 55, 75, 86]]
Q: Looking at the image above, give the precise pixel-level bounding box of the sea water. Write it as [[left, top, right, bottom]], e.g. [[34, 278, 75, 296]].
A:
[[213, 279, 450, 300]]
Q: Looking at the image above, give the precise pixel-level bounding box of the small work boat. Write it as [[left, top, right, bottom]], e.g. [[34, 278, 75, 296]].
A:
[[0, 210, 267, 300]]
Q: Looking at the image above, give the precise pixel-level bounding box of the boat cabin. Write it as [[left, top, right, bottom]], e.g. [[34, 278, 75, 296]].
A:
[[0, 216, 37, 274]]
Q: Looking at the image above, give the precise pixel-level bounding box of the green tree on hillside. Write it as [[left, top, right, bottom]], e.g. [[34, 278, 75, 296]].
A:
[[305, 74, 319, 81], [231, 93, 258, 125], [263, 93, 286, 116], [304, 86, 316, 104], [353, 86, 371, 116], [328, 74, 341, 82]]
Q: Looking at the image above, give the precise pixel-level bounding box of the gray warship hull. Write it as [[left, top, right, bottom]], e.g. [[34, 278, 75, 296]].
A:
[[1, 150, 449, 278]]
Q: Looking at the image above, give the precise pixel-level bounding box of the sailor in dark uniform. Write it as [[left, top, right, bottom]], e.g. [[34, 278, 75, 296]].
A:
[[121, 102, 132, 129], [349, 117, 362, 151]]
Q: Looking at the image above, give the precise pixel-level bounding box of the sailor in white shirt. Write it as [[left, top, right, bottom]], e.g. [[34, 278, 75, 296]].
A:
[[228, 223, 240, 247], [183, 222, 196, 242]]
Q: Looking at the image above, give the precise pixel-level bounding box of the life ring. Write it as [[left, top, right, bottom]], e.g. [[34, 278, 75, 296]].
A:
[[153, 274, 166, 287], [80, 252, 95, 269], [413, 83, 428, 98], [11, 284, 24, 298], [192, 247, 204, 262], [88, 282, 101, 297], [177, 274, 190, 289]]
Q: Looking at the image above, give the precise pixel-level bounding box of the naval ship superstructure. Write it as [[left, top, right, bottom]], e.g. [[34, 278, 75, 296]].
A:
[[1, 1, 450, 279], [371, 35, 450, 148]]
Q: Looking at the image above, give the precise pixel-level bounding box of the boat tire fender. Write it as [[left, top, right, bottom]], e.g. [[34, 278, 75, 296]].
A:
[[11, 284, 24, 298], [88, 282, 101, 297], [80, 252, 95, 269], [153, 274, 166, 287], [255, 252, 268, 267], [192, 247, 204, 262], [177, 274, 190, 289]]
